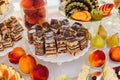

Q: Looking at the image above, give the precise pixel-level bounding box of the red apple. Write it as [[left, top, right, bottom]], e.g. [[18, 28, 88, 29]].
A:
[[109, 46, 120, 62], [30, 64, 49, 80]]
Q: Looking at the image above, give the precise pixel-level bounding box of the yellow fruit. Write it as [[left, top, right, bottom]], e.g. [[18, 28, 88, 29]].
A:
[[106, 33, 119, 47], [97, 24, 107, 39], [92, 35, 105, 48], [19, 55, 36, 74]]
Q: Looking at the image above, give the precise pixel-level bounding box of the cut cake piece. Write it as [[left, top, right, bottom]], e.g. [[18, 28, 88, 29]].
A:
[[45, 38, 57, 58], [67, 37, 80, 56], [56, 34, 67, 53], [34, 40, 44, 56]]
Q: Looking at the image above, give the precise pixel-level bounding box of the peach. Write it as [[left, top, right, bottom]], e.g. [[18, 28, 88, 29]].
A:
[[38, 7, 46, 17], [30, 64, 49, 80], [33, 0, 45, 8], [24, 9, 37, 16], [109, 46, 120, 62], [21, 0, 33, 8], [19, 55, 36, 74], [88, 50, 106, 67], [38, 17, 46, 24], [25, 14, 39, 24], [8, 47, 26, 64]]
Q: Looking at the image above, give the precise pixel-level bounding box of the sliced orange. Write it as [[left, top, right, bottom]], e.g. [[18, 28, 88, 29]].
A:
[[71, 11, 91, 22]]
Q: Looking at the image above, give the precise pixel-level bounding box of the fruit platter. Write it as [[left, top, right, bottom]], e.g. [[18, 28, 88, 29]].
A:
[[59, 0, 114, 22], [0, 0, 120, 80]]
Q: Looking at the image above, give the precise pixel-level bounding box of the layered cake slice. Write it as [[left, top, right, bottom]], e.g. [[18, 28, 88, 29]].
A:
[[0, 23, 13, 48], [42, 22, 51, 32], [77, 27, 89, 39], [77, 36, 88, 50], [56, 34, 67, 53], [63, 28, 76, 40], [44, 30, 54, 39], [4, 16, 24, 32], [0, 34, 4, 51], [10, 31, 22, 41], [2, 34, 13, 48], [45, 38, 57, 57], [67, 37, 80, 56], [34, 40, 44, 56], [71, 22, 82, 31], [0, 0, 9, 15], [50, 19, 61, 26], [27, 29, 36, 44]]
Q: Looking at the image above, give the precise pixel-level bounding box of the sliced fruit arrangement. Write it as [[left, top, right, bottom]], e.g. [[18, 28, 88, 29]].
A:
[[8, 47, 49, 80], [99, 3, 114, 17], [64, 0, 99, 17], [0, 64, 24, 80], [63, 0, 114, 22]]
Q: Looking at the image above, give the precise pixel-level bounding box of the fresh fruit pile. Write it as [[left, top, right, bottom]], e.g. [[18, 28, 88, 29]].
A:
[[91, 24, 119, 48], [21, 0, 46, 30], [64, 0, 114, 22], [8, 47, 49, 80]]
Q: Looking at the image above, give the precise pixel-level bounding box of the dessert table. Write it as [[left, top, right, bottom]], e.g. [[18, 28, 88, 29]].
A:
[[0, 0, 120, 80]]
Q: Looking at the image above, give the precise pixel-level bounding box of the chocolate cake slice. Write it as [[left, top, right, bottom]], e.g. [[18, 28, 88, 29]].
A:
[[42, 22, 51, 32], [77, 27, 89, 39], [67, 37, 80, 56], [71, 22, 82, 31], [45, 38, 57, 57], [44, 31, 54, 39], [34, 40, 44, 56], [27, 29, 36, 44], [56, 34, 67, 53], [76, 36, 88, 50]]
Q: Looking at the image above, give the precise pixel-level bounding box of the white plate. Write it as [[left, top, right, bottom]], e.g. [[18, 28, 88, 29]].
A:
[[0, 4, 14, 23], [30, 41, 90, 64]]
